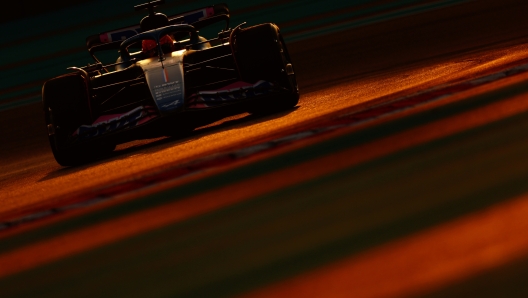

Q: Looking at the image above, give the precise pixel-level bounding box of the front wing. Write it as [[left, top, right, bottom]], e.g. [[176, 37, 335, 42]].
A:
[[69, 79, 287, 144]]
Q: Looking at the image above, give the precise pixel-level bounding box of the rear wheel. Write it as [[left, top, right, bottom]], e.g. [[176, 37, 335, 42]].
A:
[[43, 74, 114, 166], [235, 23, 299, 113]]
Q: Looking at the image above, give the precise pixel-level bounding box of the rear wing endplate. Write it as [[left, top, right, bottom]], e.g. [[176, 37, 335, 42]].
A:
[[86, 3, 229, 54]]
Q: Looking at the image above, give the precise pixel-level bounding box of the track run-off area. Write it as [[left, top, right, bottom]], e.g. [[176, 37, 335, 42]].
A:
[[2, 0, 528, 297]]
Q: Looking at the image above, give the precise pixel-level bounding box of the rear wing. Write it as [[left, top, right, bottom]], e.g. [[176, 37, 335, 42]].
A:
[[86, 3, 229, 54]]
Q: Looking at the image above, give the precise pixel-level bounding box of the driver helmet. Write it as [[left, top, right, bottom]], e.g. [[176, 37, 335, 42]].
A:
[[142, 35, 175, 57]]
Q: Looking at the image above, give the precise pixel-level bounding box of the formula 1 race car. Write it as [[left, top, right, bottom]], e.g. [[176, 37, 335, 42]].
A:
[[43, 1, 299, 166]]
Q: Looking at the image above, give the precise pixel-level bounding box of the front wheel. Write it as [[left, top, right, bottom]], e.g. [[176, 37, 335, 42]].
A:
[[43, 74, 115, 166], [234, 23, 299, 113]]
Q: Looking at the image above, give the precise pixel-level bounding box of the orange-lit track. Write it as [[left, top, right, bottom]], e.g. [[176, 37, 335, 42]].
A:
[[3, 0, 528, 219], [2, 0, 528, 297]]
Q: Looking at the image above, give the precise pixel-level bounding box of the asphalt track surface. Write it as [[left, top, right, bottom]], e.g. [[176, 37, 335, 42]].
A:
[[2, 0, 528, 297]]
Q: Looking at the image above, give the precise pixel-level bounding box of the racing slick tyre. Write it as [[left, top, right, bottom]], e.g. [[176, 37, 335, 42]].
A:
[[43, 74, 115, 166], [235, 23, 299, 113]]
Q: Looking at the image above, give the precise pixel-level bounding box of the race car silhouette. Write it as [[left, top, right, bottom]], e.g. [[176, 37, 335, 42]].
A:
[[43, 1, 299, 166]]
